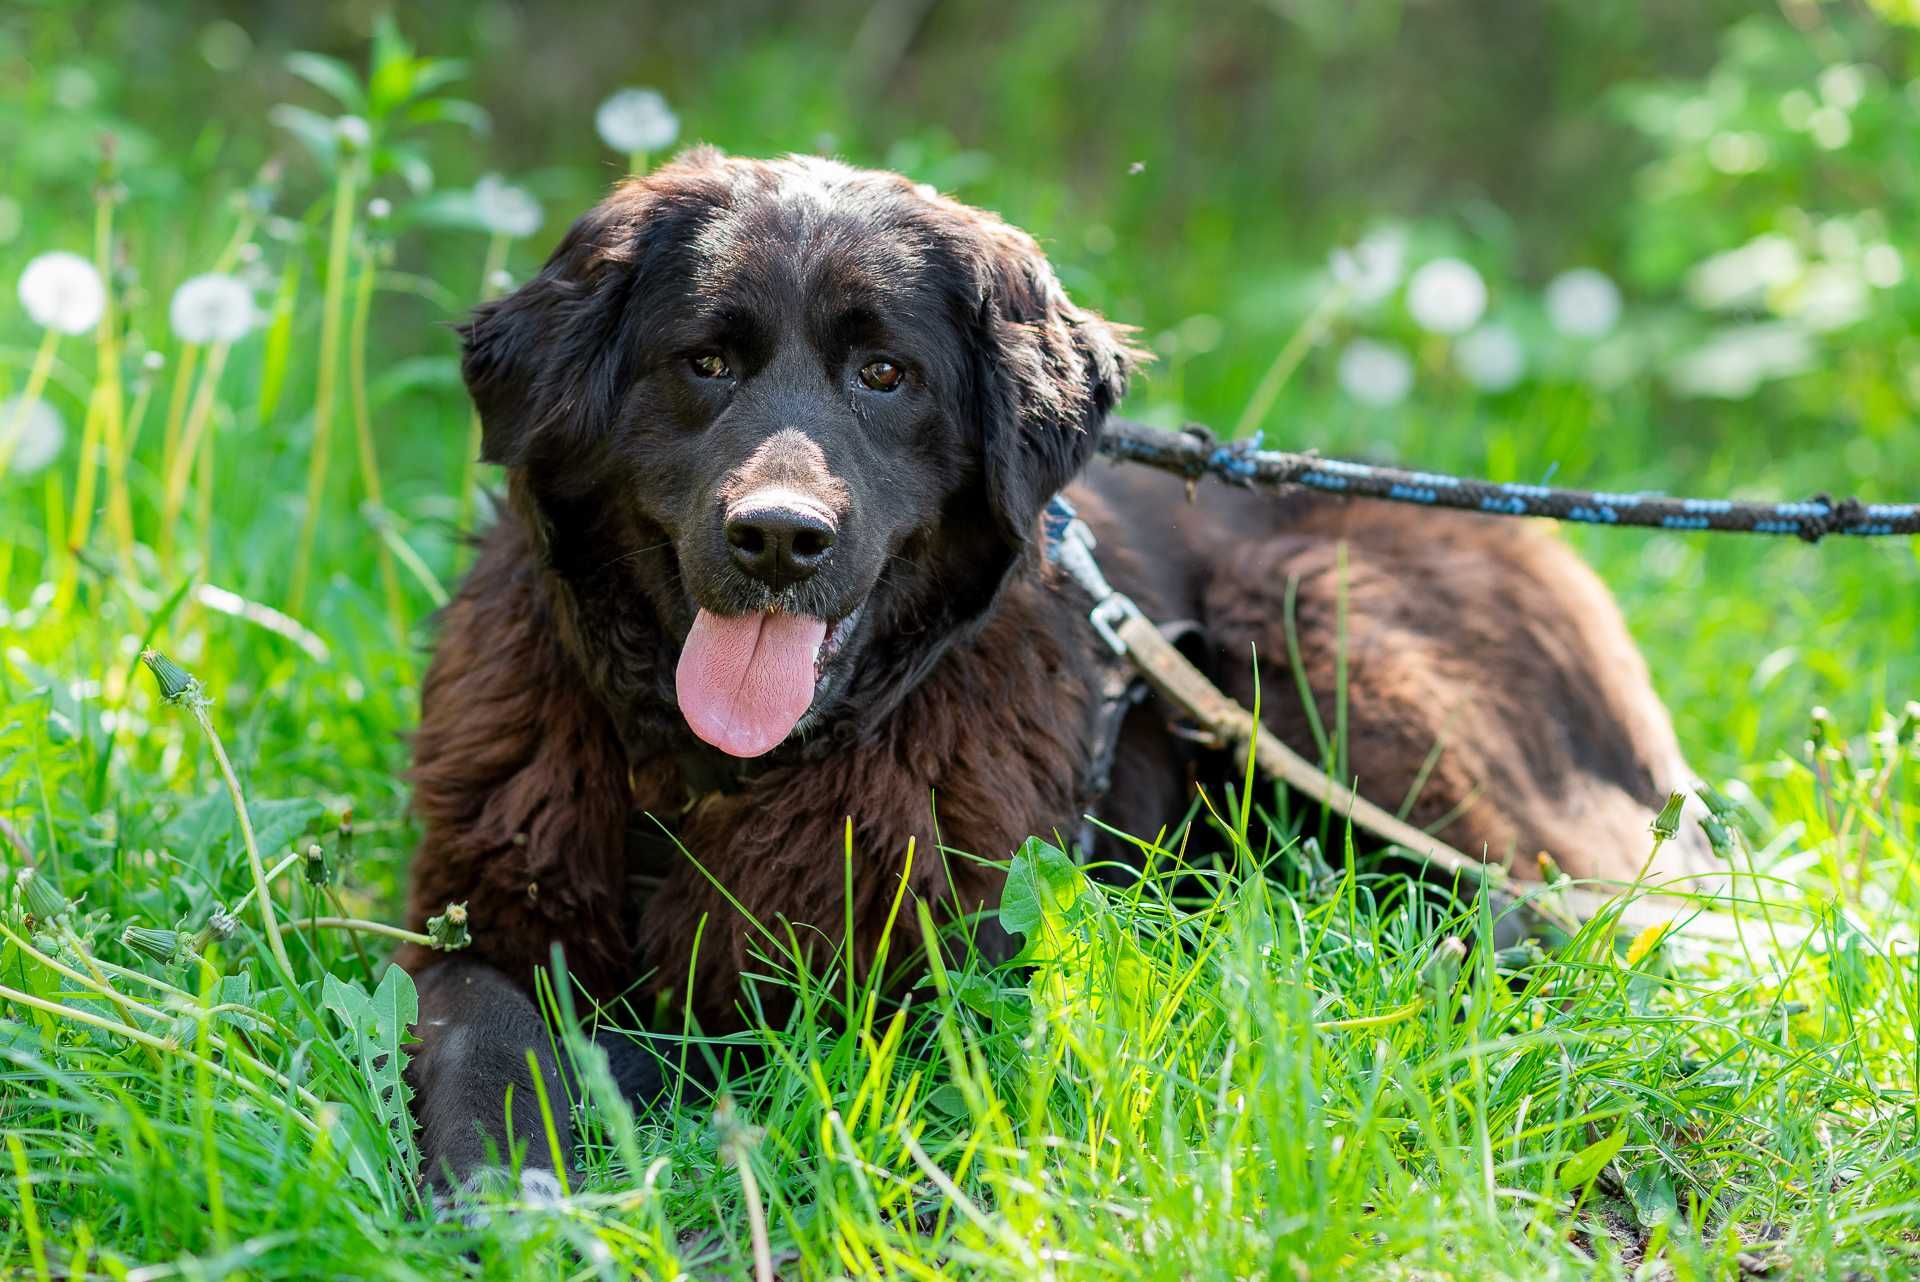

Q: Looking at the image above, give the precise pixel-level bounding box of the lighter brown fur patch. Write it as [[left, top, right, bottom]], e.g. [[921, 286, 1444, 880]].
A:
[[716, 428, 852, 519]]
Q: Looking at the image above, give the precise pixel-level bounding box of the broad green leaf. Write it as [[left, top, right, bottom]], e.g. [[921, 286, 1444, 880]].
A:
[[322, 966, 421, 1177], [163, 791, 236, 856], [368, 355, 462, 404], [999, 836, 1081, 939], [1560, 1126, 1627, 1189], [1625, 1163, 1677, 1228], [376, 141, 434, 194], [367, 14, 416, 112], [285, 52, 367, 112], [402, 188, 491, 234], [268, 103, 340, 169], [247, 798, 324, 862], [403, 59, 471, 105], [398, 97, 490, 135]]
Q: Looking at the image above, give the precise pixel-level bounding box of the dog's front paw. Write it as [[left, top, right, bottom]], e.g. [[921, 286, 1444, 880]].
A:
[[430, 1164, 569, 1228]]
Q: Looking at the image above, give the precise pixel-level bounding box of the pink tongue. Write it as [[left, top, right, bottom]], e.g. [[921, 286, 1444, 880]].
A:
[[675, 609, 829, 758]]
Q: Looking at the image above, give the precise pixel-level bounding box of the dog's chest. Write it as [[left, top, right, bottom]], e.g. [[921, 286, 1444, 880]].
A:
[[618, 573, 1114, 924]]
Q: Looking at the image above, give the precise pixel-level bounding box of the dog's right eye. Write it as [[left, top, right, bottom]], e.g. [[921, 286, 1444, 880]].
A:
[[689, 352, 732, 380]]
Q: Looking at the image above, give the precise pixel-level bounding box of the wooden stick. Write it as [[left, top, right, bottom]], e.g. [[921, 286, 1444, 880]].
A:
[[1109, 612, 1867, 952]]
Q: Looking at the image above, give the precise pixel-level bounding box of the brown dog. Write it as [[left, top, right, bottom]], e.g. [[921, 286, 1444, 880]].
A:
[[398, 150, 1710, 1189]]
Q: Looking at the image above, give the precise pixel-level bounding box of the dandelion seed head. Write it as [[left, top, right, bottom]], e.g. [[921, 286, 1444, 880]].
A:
[[1687, 235, 1801, 311], [487, 269, 514, 293], [52, 66, 99, 111], [1454, 324, 1526, 392], [335, 115, 371, 151], [169, 273, 258, 345], [1328, 227, 1406, 305], [596, 87, 679, 154], [1809, 105, 1851, 150], [143, 350, 165, 371], [472, 173, 543, 239], [1544, 268, 1623, 339], [1406, 258, 1487, 335], [18, 251, 107, 335], [1787, 263, 1867, 332], [1337, 339, 1414, 409], [1667, 322, 1813, 399], [0, 397, 65, 475], [367, 197, 392, 221], [1862, 243, 1903, 289], [1818, 64, 1865, 112]]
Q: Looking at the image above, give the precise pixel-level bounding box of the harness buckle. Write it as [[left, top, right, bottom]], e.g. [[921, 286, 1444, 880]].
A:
[[1089, 592, 1142, 656]]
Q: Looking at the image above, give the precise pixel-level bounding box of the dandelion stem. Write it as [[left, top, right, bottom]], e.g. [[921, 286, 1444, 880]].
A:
[[122, 367, 155, 457], [55, 918, 164, 1071], [196, 699, 295, 980], [158, 341, 233, 572], [288, 161, 359, 616], [282, 915, 434, 948], [224, 848, 306, 923], [57, 384, 107, 604], [91, 184, 134, 572], [0, 979, 324, 1137], [717, 1107, 773, 1282], [346, 239, 410, 659], [1233, 284, 1348, 440], [0, 327, 60, 477], [156, 341, 202, 495], [195, 403, 217, 582], [145, 652, 297, 982]]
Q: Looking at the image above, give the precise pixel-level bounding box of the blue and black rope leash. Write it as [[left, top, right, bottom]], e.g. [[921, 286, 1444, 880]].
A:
[[1095, 420, 1920, 542]]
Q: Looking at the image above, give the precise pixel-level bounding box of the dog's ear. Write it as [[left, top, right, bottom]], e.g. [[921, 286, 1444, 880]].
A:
[[460, 147, 731, 472], [965, 219, 1145, 553]]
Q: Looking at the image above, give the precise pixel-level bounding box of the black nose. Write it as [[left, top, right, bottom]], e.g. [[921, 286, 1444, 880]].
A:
[[725, 505, 835, 589]]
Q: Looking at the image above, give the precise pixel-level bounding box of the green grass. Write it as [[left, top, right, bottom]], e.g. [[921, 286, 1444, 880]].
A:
[[4, 6, 1920, 1279]]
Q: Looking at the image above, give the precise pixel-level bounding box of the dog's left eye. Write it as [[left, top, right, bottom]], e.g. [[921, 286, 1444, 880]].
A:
[[689, 352, 732, 380], [858, 360, 905, 392]]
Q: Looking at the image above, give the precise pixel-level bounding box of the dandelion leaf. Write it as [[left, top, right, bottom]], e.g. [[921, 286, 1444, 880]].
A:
[[322, 965, 421, 1180]]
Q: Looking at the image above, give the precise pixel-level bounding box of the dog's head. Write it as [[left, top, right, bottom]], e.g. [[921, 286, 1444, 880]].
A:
[[462, 150, 1140, 759]]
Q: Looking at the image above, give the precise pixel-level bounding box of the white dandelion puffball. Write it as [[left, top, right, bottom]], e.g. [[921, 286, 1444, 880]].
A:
[[1544, 268, 1623, 338], [169, 273, 258, 345], [473, 174, 544, 239], [1454, 324, 1526, 392], [1667, 323, 1813, 400], [18, 251, 106, 335], [0, 397, 65, 475], [1337, 339, 1414, 409], [596, 88, 679, 154], [335, 115, 371, 151], [1329, 228, 1407, 305], [1406, 258, 1487, 335]]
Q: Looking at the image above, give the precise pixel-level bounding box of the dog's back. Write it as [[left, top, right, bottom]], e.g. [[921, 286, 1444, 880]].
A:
[[1072, 451, 1713, 882]]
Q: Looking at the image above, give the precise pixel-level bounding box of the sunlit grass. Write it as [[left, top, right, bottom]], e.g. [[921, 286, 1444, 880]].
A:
[[3, 9, 1920, 1280]]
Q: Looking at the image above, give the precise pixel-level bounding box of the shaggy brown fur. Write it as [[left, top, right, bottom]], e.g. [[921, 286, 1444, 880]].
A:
[[398, 151, 1711, 1191]]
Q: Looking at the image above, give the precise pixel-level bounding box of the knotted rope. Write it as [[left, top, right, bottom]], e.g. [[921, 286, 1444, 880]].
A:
[[1096, 420, 1919, 543]]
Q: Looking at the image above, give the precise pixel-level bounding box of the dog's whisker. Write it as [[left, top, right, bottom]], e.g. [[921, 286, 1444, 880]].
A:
[[594, 540, 674, 574]]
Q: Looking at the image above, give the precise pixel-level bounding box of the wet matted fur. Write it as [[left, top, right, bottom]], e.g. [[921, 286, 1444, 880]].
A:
[[398, 151, 1712, 1189]]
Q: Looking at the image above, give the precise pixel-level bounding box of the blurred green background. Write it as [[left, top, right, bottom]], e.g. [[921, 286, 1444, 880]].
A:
[[2, 0, 1916, 778]]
